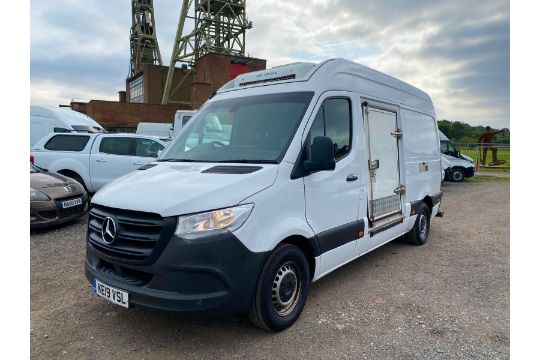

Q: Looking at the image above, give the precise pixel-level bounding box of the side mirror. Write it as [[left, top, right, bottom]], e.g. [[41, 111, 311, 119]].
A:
[[304, 136, 336, 173]]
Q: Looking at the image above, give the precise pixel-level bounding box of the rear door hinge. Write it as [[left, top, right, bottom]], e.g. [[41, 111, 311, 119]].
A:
[[391, 129, 403, 138]]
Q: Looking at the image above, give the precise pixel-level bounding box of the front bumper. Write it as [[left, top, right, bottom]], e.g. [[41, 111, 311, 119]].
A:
[[30, 193, 88, 229], [465, 167, 475, 177], [85, 230, 269, 317]]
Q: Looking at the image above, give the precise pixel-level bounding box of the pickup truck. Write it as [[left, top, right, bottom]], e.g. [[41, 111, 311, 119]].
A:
[[31, 133, 167, 193]]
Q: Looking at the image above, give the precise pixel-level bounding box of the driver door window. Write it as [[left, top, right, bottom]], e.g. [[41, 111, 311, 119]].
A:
[[306, 98, 352, 161], [135, 138, 164, 158]]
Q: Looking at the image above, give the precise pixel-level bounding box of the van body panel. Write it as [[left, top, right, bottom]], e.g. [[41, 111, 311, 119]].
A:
[[234, 162, 315, 253], [401, 109, 441, 204], [91, 162, 279, 217]]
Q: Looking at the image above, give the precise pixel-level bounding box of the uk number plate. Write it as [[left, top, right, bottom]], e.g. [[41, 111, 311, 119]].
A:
[[93, 279, 129, 308], [62, 197, 82, 209]]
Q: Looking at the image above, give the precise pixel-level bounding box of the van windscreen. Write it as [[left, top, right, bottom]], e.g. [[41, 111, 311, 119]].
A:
[[159, 92, 314, 163]]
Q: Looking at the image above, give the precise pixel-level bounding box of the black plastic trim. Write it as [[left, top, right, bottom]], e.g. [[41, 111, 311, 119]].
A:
[[202, 165, 262, 174], [86, 230, 270, 317], [315, 220, 364, 255], [410, 200, 423, 215], [138, 163, 158, 170], [432, 192, 443, 205]]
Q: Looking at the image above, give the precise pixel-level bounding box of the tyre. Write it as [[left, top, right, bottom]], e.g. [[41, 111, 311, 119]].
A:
[[405, 202, 431, 245], [450, 168, 465, 182], [248, 244, 310, 332]]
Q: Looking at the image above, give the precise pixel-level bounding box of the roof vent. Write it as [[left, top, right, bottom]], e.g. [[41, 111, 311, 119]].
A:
[[202, 165, 262, 174], [239, 74, 296, 87]]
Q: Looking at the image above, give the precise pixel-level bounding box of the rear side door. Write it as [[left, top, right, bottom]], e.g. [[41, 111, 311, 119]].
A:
[[129, 138, 165, 170], [90, 136, 133, 191], [303, 95, 364, 275], [362, 102, 403, 227]]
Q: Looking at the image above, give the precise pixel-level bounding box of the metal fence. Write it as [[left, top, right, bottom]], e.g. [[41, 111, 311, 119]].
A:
[[454, 143, 510, 170]]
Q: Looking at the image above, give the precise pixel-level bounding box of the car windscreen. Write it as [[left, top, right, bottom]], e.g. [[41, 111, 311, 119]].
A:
[[158, 92, 314, 163]]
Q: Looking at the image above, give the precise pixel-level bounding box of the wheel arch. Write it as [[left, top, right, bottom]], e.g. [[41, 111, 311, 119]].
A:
[[276, 235, 318, 280], [57, 169, 87, 189]]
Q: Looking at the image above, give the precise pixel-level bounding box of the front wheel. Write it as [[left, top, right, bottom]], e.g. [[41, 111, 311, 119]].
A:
[[248, 244, 310, 332], [451, 168, 465, 182]]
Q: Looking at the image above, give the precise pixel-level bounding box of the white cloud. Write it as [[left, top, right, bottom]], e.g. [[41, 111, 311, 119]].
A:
[[30, 0, 509, 127]]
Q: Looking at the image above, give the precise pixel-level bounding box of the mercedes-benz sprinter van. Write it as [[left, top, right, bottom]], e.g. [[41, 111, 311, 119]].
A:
[[85, 59, 443, 331]]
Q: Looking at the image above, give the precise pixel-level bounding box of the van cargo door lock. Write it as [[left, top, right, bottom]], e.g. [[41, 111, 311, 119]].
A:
[[394, 185, 406, 194]]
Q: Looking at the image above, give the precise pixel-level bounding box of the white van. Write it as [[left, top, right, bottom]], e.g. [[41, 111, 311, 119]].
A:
[[30, 105, 106, 146], [136, 122, 173, 139], [173, 110, 196, 135], [85, 59, 443, 331], [439, 130, 475, 182]]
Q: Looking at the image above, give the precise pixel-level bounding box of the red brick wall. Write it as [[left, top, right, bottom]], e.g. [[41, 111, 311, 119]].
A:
[[71, 100, 191, 129], [191, 53, 266, 109]]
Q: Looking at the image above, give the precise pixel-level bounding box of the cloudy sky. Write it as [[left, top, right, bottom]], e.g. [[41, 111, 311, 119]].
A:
[[30, 0, 509, 128]]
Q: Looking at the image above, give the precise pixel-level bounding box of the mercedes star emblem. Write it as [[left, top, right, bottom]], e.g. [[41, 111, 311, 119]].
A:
[[101, 217, 117, 245]]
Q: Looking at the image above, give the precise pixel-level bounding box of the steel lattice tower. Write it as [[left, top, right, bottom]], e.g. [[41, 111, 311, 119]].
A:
[[162, 0, 252, 104], [129, 0, 163, 77]]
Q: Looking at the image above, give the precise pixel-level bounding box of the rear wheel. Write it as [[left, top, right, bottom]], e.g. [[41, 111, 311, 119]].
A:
[[405, 202, 431, 245], [248, 244, 310, 332]]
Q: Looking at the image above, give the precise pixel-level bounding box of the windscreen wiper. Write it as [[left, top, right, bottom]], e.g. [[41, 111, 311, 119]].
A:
[[216, 159, 278, 164], [157, 158, 198, 162]]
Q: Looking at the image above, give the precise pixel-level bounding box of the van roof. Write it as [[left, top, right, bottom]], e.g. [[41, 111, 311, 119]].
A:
[[30, 105, 104, 129], [217, 58, 434, 115]]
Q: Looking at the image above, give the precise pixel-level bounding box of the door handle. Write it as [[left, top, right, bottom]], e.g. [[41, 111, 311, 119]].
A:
[[346, 174, 358, 182], [96, 158, 106, 163], [133, 161, 144, 165]]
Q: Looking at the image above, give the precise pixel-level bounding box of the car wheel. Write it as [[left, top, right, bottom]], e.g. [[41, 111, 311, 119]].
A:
[[405, 202, 431, 246], [451, 168, 465, 182], [248, 244, 310, 332]]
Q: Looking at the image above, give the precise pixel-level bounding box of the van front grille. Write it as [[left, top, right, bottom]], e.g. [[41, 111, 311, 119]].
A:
[[87, 205, 176, 264]]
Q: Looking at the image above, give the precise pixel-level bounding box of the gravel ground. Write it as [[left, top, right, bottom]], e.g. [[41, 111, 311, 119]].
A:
[[30, 181, 509, 360]]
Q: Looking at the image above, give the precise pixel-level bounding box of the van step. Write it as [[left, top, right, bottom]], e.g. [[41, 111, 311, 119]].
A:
[[369, 214, 404, 235]]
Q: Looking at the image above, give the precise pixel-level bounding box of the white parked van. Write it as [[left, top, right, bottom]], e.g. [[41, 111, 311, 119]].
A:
[[136, 122, 173, 139], [439, 130, 475, 182], [30, 106, 106, 146], [173, 110, 196, 135], [86, 59, 443, 331]]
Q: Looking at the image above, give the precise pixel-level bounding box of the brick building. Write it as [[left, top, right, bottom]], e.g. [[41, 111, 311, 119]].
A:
[[71, 53, 266, 132]]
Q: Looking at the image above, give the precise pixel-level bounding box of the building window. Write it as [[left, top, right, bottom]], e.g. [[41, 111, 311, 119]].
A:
[[129, 75, 144, 103]]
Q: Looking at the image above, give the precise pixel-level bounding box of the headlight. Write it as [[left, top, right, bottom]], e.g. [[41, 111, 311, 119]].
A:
[[30, 188, 50, 201], [175, 204, 254, 236], [71, 180, 85, 193]]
